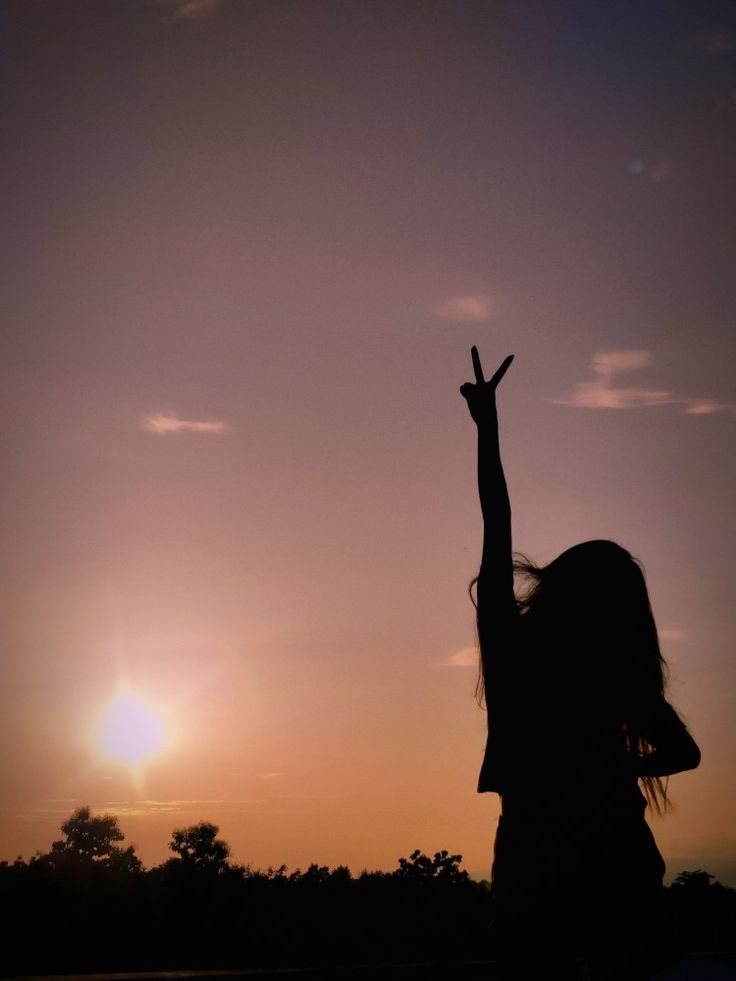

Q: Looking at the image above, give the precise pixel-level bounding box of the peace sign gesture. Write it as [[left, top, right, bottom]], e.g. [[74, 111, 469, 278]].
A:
[[460, 346, 513, 425]]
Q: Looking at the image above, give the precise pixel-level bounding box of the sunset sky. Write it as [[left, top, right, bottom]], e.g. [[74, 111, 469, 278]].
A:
[[2, 0, 734, 883]]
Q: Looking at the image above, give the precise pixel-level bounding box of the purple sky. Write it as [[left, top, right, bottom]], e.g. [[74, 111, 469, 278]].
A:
[[1, 0, 734, 881]]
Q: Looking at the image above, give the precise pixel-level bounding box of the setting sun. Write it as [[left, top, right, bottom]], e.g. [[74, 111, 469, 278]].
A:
[[98, 688, 172, 768]]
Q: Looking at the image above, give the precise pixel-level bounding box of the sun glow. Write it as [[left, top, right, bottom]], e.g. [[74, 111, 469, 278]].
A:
[[98, 688, 173, 768]]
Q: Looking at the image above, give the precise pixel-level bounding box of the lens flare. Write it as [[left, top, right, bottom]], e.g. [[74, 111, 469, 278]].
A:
[[99, 688, 170, 767]]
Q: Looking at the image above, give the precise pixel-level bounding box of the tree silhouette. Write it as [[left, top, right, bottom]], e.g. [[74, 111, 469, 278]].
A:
[[290, 863, 332, 884], [394, 849, 469, 884], [672, 869, 715, 892], [168, 821, 230, 873], [41, 805, 141, 872]]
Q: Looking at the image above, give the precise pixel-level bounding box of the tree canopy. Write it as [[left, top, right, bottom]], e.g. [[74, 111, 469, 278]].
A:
[[168, 820, 230, 873], [40, 805, 141, 873]]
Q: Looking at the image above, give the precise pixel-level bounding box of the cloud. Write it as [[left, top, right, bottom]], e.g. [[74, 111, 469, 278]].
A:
[[142, 413, 226, 435], [628, 159, 671, 183], [155, 0, 220, 20], [593, 351, 653, 375], [101, 798, 264, 817], [562, 382, 673, 410], [555, 350, 731, 415], [658, 628, 684, 642], [446, 646, 478, 668], [684, 400, 724, 416], [434, 295, 494, 322]]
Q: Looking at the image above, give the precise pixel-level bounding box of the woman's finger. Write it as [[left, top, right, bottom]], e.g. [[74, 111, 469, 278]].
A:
[[489, 354, 514, 389], [471, 346, 485, 384]]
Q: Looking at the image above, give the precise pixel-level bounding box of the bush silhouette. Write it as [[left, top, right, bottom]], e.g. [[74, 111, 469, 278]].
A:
[[0, 806, 733, 974]]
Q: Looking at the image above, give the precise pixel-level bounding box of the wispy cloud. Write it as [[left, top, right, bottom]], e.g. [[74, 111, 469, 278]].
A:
[[684, 400, 726, 416], [446, 646, 477, 668], [555, 350, 730, 415], [434, 295, 494, 322], [101, 798, 264, 817], [154, 0, 220, 21], [142, 413, 227, 435], [25, 799, 80, 818], [658, 628, 684, 642], [628, 159, 671, 183], [594, 351, 652, 374]]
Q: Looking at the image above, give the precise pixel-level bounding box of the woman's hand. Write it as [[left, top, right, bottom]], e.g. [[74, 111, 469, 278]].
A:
[[460, 347, 514, 425]]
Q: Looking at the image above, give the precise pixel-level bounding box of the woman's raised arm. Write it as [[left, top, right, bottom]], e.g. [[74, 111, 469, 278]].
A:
[[460, 348, 517, 640]]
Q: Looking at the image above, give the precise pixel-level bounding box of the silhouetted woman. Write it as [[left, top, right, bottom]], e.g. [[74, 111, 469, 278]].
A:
[[460, 348, 701, 981]]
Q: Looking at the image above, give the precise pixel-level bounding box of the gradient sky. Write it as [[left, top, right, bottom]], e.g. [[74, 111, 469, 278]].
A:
[[1, 0, 734, 883]]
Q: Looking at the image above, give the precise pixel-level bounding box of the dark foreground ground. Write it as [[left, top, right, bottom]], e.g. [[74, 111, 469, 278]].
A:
[[6, 954, 736, 981]]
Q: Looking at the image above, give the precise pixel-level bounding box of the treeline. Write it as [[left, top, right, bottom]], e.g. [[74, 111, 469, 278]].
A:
[[0, 807, 734, 975]]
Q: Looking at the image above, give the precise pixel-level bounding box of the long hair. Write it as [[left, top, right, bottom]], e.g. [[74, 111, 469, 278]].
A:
[[471, 540, 672, 813]]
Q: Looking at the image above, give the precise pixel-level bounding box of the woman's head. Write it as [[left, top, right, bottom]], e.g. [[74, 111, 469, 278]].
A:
[[474, 539, 672, 810], [516, 540, 662, 664], [517, 540, 653, 628]]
